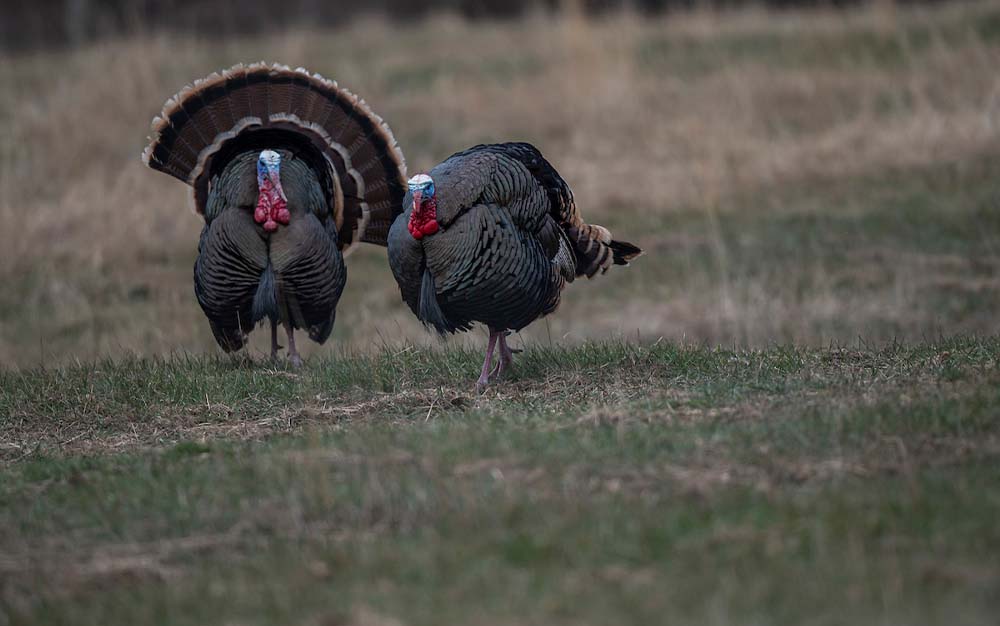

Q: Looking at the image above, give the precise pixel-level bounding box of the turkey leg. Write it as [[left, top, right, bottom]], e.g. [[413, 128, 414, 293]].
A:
[[270, 319, 282, 361], [285, 324, 303, 368], [476, 331, 500, 391]]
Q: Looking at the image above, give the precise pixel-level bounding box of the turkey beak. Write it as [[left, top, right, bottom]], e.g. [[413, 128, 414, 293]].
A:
[[412, 190, 422, 209]]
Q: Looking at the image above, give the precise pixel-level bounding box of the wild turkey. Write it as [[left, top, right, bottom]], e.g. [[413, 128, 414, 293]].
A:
[[387, 142, 642, 387], [143, 63, 406, 365]]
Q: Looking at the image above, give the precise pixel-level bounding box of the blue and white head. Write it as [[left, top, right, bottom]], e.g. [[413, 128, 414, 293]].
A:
[[407, 173, 435, 199], [256, 149, 283, 194], [407, 174, 439, 239]]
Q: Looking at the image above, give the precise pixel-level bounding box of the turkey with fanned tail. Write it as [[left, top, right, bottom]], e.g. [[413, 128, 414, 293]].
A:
[[143, 63, 407, 365], [387, 142, 642, 388]]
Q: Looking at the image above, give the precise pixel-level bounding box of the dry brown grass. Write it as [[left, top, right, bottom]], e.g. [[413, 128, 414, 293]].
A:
[[2, 2, 999, 367]]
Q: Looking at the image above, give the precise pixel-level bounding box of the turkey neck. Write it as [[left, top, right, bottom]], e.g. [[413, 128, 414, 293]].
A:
[[255, 175, 289, 232]]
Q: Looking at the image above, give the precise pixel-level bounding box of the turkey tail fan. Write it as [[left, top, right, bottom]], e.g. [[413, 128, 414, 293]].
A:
[[142, 63, 407, 254]]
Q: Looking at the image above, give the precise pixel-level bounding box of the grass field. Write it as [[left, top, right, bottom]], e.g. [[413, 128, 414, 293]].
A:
[[2, 338, 1000, 624], [2, 1, 1000, 624]]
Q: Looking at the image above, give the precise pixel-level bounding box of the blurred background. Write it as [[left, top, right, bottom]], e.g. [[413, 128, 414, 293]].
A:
[[1, 0, 998, 367]]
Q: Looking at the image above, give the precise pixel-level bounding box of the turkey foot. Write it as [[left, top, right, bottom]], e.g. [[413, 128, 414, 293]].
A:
[[285, 324, 303, 368], [492, 331, 517, 378]]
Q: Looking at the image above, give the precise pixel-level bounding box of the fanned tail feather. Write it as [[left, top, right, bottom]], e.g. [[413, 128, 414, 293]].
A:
[[142, 63, 407, 253]]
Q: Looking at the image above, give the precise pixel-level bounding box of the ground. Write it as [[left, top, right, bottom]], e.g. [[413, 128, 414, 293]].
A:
[[2, 339, 1000, 624], [1, 1, 1000, 624]]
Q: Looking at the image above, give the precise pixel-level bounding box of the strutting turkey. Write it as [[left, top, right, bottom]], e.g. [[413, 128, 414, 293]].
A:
[[143, 63, 406, 365], [387, 142, 642, 388]]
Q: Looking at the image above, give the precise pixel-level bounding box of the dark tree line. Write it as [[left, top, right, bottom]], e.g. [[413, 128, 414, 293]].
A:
[[3, 0, 931, 52]]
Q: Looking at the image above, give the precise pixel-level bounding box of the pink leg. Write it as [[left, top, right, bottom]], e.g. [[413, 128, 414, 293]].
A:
[[285, 324, 303, 368], [476, 331, 500, 390]]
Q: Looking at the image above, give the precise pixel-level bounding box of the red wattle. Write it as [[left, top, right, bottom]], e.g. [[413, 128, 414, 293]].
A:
[[275, 204, 290, 225], [255, 181, 289, 231], [408, 196, 439, 241], [421, 219, 439, 236]]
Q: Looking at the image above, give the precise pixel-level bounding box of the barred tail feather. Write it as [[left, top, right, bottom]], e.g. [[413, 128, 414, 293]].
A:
[[142, 63, 407, 253], [567, 223, 642, 278]]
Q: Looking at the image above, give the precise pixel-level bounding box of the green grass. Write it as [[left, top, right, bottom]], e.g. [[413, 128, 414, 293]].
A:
[[2, 338, 999, 625]]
